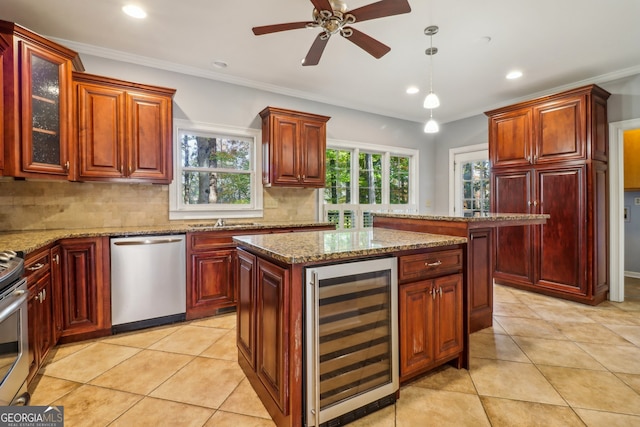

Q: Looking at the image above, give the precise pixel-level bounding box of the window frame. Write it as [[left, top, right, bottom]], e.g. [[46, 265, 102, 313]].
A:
[[320, 138, 419, 228], [169, 119, 263, 220]]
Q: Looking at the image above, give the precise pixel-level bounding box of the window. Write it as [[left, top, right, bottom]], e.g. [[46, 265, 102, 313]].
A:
[[169, 119, 262, 220], [322, 140, 418, 229]]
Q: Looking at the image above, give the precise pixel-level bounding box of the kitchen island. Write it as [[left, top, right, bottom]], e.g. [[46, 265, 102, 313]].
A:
[[372, 213, 549, 332], [233, 228, 467, 427]]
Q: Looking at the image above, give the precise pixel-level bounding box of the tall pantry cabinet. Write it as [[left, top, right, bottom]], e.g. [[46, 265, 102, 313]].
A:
[[486, 85, 610, 304]]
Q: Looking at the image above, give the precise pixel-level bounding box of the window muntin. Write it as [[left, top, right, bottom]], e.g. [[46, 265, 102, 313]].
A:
[[323, 142, 418, 229], [170, 120, 262, 220]]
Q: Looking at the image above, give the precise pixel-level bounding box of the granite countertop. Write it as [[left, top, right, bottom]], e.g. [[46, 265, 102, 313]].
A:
[[233, 228, 467, 264], [0, 222, 332, 254], [373, 212, 550, 222]]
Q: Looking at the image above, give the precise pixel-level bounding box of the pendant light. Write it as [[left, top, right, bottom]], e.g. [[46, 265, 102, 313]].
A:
[[423, 25, 440, 109], [424, 110, 439, 133], [423, 25, 440, 133]]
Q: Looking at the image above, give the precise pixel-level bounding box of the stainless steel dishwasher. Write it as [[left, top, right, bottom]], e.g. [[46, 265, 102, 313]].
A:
[[110, 234, 186, 333]]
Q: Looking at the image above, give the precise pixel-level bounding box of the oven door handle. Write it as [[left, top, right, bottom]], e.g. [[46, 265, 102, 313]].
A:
[[0, 289, 28, 323]]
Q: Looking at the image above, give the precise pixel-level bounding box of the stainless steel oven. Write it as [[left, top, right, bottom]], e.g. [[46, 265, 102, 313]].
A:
[[305, 257, 398, 427], [0, 251, 30, 406]]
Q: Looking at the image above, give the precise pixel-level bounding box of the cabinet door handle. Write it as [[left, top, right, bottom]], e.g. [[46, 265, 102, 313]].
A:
[[65, 161, 70, 171], [533, 200, 538, 206], [438, 287, 443, 298], [27, 263, 45, 271], [54, 254, 59, 264], [431, 287, 437, 300], [425, 260, 442, 268]]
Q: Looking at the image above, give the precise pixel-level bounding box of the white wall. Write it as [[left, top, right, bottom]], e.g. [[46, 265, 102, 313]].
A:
[[79, 54, 436, 213]]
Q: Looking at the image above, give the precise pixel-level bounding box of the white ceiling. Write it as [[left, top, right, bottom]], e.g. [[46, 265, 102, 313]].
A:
[[3, 0, 640, 125]]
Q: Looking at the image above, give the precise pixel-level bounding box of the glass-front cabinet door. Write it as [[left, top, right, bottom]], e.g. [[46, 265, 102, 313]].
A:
[[19, 41, 71, 176]]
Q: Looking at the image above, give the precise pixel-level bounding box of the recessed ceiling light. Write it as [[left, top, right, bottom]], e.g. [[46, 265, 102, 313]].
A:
[[406, 86, 420, 95], [122, 5, 147, 19], [506, 70, 523, 80], [212, 60, 228, 69]]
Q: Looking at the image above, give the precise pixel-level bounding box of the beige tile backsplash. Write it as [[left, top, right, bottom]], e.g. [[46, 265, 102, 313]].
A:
[[0, 179, 319, 231]]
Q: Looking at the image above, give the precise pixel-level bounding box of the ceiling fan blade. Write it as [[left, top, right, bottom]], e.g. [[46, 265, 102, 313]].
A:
[[252, 21, 314, 35], [309, 0, 333, 12], [302, 33, 330, 66], [342, 27, 390, 59], [349, 0, 411, 23]]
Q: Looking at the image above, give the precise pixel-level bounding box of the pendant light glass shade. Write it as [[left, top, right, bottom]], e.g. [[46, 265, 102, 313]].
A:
[[423, 91, 440, 109], [424, 117, 439, 133]]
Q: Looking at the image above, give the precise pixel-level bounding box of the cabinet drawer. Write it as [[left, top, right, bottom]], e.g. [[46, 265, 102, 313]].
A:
[[24, 247, 52, 281], [188, 229, 271, 251], [399, 249, 463, 282]]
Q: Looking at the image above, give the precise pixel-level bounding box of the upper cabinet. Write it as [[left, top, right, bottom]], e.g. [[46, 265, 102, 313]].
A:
[[259, 106, 330, 188], [0, 20, 84, 179], [487, 85, 610, 169], [72, 72, 176, 184]]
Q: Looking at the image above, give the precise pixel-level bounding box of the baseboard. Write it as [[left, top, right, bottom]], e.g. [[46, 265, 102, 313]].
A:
[[624, 271, 640, 279]]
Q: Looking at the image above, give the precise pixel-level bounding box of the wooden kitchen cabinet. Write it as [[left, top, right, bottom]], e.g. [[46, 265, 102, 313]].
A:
[[487, 84, 610, 304], [25, 247, 55, 382], [236, 248, 290, 417], [398, 249, 464, 383], [259, 106, 330, 187], [186, 226, 333, 320], [72, 72, 175, 183], [0, 35, 8, 175], [0, 20, 84, 179], [58, 237, 111, 342], [237, 249, 257, 370]]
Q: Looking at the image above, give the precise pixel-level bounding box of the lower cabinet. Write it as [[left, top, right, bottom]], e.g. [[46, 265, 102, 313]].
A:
[[25, 246, 59, 382], [27, 271, 54, 382], [58, 237, 111, 342], [236, 248, 291, 419], [398, 248, 464, 383]]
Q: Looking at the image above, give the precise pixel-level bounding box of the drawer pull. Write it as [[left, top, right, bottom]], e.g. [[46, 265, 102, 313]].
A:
[[27, 263, 45, 271], [425, 260, 442, 268]]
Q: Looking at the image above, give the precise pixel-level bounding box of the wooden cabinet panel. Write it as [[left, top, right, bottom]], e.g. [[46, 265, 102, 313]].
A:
[[25, 245, 56, 382], [536, 165, 585, 294], [256, 257, 289, 414], [75, 81, 126, 179], [72, 72, 175, 184], [467, 229, 492, 332], [434, 274, 463, 360], [59, 237, 111, 342], [260, 106, 330, 188], [299, 120, 325, 186], [492, 170, 535, 286], [399, 271, 464, 383], [127, 91, 172, 181], [489, 108, 532, 168], [50, 245, 63, 342], [0, 36, 7, 175], [237, 249, 256, 369], [399, 280, 434, 378], [398, 249, 462, 283], [187, 249, 235, 319], [534, 96, 585, 163]]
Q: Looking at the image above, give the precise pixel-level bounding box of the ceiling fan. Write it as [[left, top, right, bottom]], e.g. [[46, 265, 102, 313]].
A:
[[252, 0, 411, 66]]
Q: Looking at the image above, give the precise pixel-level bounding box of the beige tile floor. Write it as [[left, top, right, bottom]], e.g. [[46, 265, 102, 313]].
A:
[[29, 284, 640, 427]]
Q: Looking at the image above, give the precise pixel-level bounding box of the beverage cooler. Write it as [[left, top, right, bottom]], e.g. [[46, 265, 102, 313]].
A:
[[305, 257, 398, 427]]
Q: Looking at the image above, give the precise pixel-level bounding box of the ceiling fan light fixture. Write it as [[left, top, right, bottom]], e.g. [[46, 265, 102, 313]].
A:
[[423, 91, 440, 109]]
